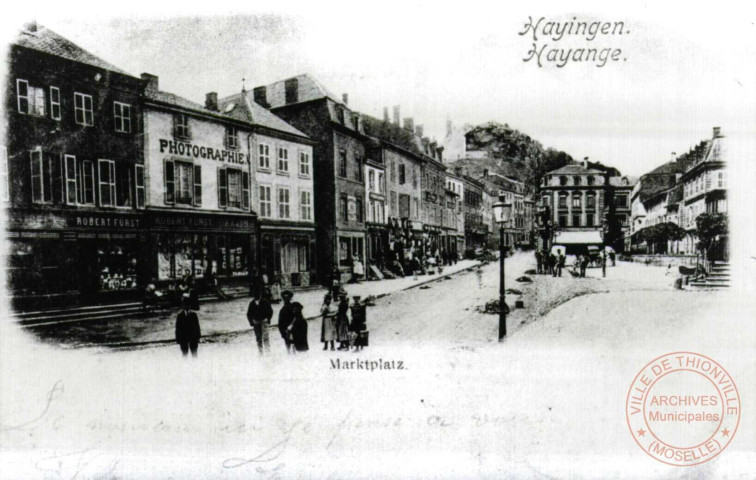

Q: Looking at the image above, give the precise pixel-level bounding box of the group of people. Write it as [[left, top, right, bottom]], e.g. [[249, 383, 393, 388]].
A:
[[246, 289, 309, 355], [318, 291, 367, 351], [536, 249, 566, 277]]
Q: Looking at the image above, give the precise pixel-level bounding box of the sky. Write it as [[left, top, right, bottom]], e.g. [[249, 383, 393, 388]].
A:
[[4, 2, 756, 177]]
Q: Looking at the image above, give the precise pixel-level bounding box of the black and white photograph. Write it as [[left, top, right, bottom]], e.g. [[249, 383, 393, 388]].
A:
[[1, 1, 754, 478]]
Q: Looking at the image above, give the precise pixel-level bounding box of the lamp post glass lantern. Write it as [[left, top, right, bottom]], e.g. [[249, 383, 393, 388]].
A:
[[493, 200, 512, 341]]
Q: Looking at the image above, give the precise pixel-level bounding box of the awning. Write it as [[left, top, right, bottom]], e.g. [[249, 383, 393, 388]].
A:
[[553, 230, 603, 245]]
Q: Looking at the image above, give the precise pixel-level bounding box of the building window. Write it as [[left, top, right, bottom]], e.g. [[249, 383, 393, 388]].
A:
[[390, 191, 397, 215], [300, 190, 312, 220], [355, 156, 363, 181], [219, 168, 248, 209], [353, 114, 360, 130], [278, 187, 290, 218], [399, 163, 406, 185], [64, 155, 77, 205], [1, 146, 8, 202], [413, 198, 419, 219], [115, 162, 133, 207], [587, 193, 596, 209], [558, 193, 567, 208], [558, 215, 567, 227], [574, 176, 582, 186], [79, 160, 95, 205], [718, 171, 726, 188], [98, 159, 116, 207], [135, 164, 145, 209], [50, 87, 61, 120], [174, 161, 194, 206], [299, 151, 310, 176], [390, 160, 396, 183], [615, 194, 628, 208], [226, 126, 238, 149], [30, 149, 51, 203], [368, 170, 375, 191], [586, 213, 594, 226], [113, 102, 132, 133], [378, 172, 385, 193], [258, 144, 270, 169], [572, 215, 581, 227], [259, 185, 272, 217], [74, 92, 94, 126], [356, 198, 363, 223], [572, 195, 581, 208], [285, 78, 298, 104], [559, 176, 568, 186], [340, 196, 348, 222], [587, 176, 595, 186], [174, 114, 190, 139], [339, 150, 347, 177], [17, 79, 45, 117], [277, 147, 289, 172]]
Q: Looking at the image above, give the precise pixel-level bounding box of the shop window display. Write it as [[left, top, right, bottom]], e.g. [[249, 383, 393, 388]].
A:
[[96, 240, 139, 291]]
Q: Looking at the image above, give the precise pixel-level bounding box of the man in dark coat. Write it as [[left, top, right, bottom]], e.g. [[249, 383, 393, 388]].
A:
[[557, 251, 566, 277], [535, 250, 543, 274], [278, 290, 296, 354], [175, 297, 201, 357], [247, 290, 273, 354], [288, 302, 308, 353], [580, 254, 590, 278]]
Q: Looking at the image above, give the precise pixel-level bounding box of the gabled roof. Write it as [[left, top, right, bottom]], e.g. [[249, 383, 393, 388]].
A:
[[240, 74, 341, 109], [548, 163, 604, 175], [219, 93, 308, 138], [13, 23, 133, 76]]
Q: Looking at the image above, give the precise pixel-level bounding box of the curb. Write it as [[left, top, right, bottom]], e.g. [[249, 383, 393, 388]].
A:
[[91, 261, 484, 351]]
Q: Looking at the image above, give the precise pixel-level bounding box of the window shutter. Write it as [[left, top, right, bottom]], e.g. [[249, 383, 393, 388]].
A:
[[193, 165, 202, 206], [17, 80, 29, 113], [164, 160, 175, 204], [43, 154, 55, 203], [242, 171, 250, 210], [218, 168, 227, 208]]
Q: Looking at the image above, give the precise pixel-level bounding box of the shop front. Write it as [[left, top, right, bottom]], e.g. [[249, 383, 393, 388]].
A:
[[144, 210, 257, 287], [259, 223, 317, 289], [5, 209, 146, 309], [336, 230, 366, 283], [366, 223, 389, 272]]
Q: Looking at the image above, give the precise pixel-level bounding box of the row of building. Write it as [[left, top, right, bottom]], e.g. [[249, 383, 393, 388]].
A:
[[1, 23, 536, 309], [626, 127, 728, 262]]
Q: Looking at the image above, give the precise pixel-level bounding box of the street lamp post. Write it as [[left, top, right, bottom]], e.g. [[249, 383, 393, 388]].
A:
[[493, 199, 512, 341]]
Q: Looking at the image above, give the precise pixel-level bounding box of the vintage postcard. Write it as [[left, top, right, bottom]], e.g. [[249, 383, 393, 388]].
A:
[[1, 1, 754, 478]]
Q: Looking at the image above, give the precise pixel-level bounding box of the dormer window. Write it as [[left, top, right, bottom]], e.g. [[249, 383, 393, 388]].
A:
[[353, 114, 360, 130], [226, 126, 238, 150], [337, 107, 345, 125], [559, 176, 568, 186], [174, 114, 190, 139], [587, 176, 595, 186], [574, 176, 582, 186]]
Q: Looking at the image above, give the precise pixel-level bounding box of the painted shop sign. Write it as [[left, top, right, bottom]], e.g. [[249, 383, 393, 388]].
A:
[[5, 210, 142, 230], [158, 139, 249, 165], [147, 212, 255, 231], [71, 214, 141, 228]]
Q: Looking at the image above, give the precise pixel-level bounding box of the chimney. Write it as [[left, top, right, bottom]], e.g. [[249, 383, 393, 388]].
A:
[[253, 86, 269, 108], [415, 124, 424, 137], [141, 73, 159, 93], [671, 151, 677, 163], [393, 105, 400, 125], [437, 146, 444, 163], [205, 92, 218, 111], [25, 21, 38, 33], [483, 168, 489, 178], [582, 156, 589, 168], [403, 117, 414, 132], [713, 126, 721, 138], [383, 107, 389, 123], [342, 93, 349, 105]]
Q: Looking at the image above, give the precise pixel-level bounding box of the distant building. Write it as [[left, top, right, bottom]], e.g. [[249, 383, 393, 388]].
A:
[[461, 174, 487, 253], [445, 172, 465, 258]]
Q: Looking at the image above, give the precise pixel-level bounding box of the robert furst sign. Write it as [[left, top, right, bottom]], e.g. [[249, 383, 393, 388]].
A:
[[158, 138, 250, 165]]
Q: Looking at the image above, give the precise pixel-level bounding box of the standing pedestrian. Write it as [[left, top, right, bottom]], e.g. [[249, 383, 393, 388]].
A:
[[287, 302, 308, 353], [535, 250, 543, 274], [320, 294, 337, 351], [175, 297, 201, 357], [557, 251, 565, 277], [352, 255, 364, 283], [278, 290, 296, 354], [610, 251, 616, 266], [336, 293, 351, 350], [188, 276, 200, 311], [580, 254, 589, 278], [550, 252, 557, 277], [601, 250, 607, 278], [247, 290, 273, 355]]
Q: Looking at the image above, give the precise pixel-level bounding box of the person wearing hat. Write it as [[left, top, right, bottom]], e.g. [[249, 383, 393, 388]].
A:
[[287, 302, 308, 353], [247, 289, 273, 355], [278, 290, 296, 354], [175, 296, 201, 357], [320, 293, 337, 351]]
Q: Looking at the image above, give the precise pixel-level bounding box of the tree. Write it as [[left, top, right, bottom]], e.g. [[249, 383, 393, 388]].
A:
[[695, 213, 728, 260]]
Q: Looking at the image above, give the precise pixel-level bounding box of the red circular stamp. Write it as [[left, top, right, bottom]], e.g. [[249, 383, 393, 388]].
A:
[[625, 352, 740, 466]]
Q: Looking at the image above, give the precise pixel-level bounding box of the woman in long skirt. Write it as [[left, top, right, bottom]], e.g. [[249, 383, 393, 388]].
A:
[[335, 294, 351, 350], [320, 294, 337, 351], [288, 302, 309, 353]]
